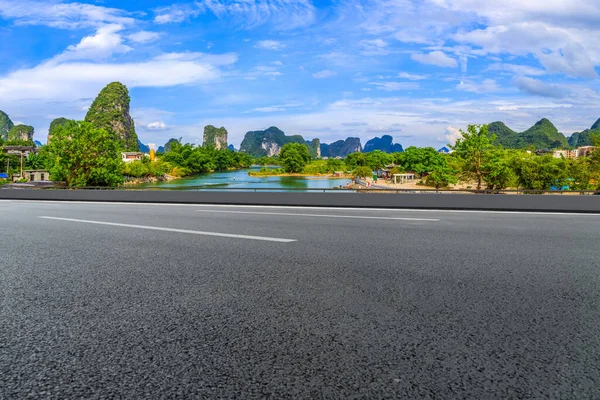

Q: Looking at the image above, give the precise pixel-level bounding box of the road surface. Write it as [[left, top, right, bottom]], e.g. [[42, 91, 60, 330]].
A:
[[1, 200, 599, 398]]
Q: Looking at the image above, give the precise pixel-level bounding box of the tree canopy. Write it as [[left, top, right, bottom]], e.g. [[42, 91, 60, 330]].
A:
[[450, 124, 496, 190], [279, 143, 311, 173], [42, 121, 124, 186]]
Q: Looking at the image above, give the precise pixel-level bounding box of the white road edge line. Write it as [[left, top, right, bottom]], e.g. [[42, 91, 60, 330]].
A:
[[12, 200, 600, 217], [195, 209, 439, 221], [38, 216, 296, 243]]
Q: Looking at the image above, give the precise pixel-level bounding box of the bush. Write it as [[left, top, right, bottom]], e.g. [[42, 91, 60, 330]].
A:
[[279, 143, 311, 173], [353, 166, 373, 179]]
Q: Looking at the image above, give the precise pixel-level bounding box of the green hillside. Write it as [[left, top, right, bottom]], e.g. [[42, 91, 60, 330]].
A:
[[568, 118, 600, 147], [490, 119, 568, 149]]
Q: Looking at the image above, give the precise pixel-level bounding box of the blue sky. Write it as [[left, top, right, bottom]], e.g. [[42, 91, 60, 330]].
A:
[[1, 0, 600, 148]]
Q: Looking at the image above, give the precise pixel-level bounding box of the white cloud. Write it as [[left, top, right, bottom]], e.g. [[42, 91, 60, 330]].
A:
[[359, 38, 390, 55], [487, 63, 546, 77], [312, 70, 337, 79], [197, 0, 316, 30], [254, 40, 286, 50], [136, 89, 600, 148], [154, 0, 315, 29], [319, 52, 354, 66], [456, 79, 500, 94], [147, 121, 168, 130], [411, 51, 458, 68], [50, 24, 132, 64], [435, 1, 600, 78], [514, 77, 567, 99], [0, 34, 238, 104], [127, 31, 163, 44], [253, 107, 286, 113], [398, 72, 427, 80], [444, 126, 461, 145], [153, 52, 238, 66], [369, 81, 420, 91], [154, 4, 200, 24], [0, 60, 222, 102], [0, 0, 134, 29]]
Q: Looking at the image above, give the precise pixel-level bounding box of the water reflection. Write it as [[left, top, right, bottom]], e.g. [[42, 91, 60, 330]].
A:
[[134, 167, 348, 191]]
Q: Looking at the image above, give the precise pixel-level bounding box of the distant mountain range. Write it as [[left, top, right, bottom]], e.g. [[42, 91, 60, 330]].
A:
[[138, 140, 164, 153], [236, 127, 406, 158], [320, 138, 362, 158], [489, 118, 599, 150], [239, 126, 305, 157], [363, 135, 404, 153], [568, 118, 600, 148]]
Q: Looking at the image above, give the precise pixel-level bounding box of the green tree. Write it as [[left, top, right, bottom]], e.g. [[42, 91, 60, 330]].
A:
[[425, 166, 458, 190], [44, 121, 124, 186], [124, 160, 147, 178], [48, 118, 72, 143], [394, 147, 446, 175], [364, 150, 393, 170], [234, 152, 253, 168], [25, 153, 44, 170], [482, 149, 517, 191], [344, 152, 367, 169], [279, 143, 310, 173], [326, 158, 345, 173], [450, 124, 496, 190], [353, 166, 373, 179], [512, 154, 569, 191], [568, 157, 594, 190]]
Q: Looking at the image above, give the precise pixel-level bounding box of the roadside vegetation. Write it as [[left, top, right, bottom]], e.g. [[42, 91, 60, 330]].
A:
[[1, 124, 598, 190]]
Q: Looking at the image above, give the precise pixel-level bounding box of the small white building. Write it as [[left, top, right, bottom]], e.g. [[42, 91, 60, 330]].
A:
[[121, 152, 143, 163], [392, 173, 415, 184], [553, 150, 578, 159]]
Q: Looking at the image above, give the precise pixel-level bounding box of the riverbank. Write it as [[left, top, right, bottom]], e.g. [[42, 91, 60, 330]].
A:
[[124, 174, 178, 185], [248, 169, 352, 178]]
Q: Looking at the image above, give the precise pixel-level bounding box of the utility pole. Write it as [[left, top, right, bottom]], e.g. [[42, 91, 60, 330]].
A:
[[20, 152, 23, 179]]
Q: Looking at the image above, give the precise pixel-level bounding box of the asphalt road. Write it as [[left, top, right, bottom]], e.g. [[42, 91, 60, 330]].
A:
[[1, 201, 599, 399]]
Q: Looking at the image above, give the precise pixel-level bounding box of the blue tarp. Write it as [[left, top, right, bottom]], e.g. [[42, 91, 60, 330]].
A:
[[0, 173, 7, 179]]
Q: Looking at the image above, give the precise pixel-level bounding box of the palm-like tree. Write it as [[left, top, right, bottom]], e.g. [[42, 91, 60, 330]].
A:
[[25, 153, 44, 170]]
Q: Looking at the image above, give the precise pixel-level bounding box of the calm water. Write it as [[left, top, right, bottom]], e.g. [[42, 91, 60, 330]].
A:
[[134, 167, 350, 191]]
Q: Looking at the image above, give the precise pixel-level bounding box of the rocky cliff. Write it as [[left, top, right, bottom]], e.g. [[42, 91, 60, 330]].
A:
[[8, 125, 34, 142], [48, 117, 71, 143], [306, 139, 321, 158], [85, 82, 139, 151], [320, 137, 362, 158], [363, 135, 403, 153], [0, 110, 14, 141], [203, 125, 228, 150], [239, 127, 305, 157], [163, 138, 179, 153]]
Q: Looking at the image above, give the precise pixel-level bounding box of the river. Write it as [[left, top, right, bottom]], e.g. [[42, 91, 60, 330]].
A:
[[134, 167, 350, 191]]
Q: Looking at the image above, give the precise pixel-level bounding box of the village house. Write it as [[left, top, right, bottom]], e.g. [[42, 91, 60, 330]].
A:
[[22, 170, 50, 182], [553, 149, 579, 159], [578, 146, 598, 158], [121, 152, 144, 163]]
